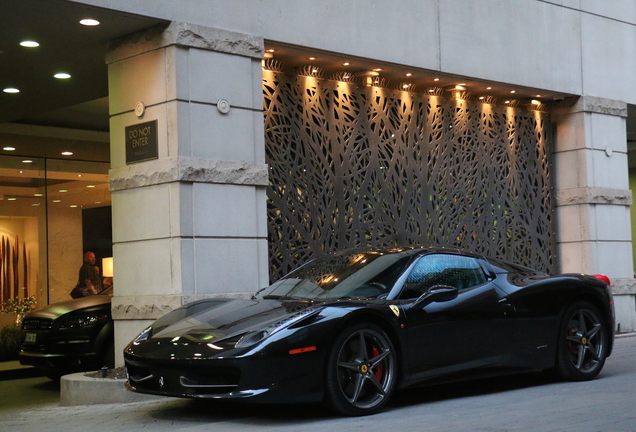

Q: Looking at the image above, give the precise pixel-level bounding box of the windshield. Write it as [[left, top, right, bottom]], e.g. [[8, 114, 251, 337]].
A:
[[255, 251, 413, 301]]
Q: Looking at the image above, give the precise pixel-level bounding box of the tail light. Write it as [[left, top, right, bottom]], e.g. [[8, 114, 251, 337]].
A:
[[593, 274, 611, 285]]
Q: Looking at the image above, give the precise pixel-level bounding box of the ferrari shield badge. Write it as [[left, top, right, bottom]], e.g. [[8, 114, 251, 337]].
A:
[[390, 305, 400, 317]]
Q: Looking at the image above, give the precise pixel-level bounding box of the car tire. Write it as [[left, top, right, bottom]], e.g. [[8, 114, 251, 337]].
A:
[[324, 322, 397, 416], [555, 301, 608, 381]]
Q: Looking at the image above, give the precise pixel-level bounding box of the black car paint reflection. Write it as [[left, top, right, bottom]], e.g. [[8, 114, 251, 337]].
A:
[[124, 246, 614, 416]]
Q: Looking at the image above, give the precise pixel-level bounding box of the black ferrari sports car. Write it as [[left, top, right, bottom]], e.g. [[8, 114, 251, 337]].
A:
[[124, 246, 614, 416]]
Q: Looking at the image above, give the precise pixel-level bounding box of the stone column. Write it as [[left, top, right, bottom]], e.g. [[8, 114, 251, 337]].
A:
[[105, 22, 269, 365], [553, 96, 636, 331]]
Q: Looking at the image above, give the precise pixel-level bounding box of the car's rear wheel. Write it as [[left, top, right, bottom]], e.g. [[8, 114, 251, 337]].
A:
[[324, 322, 397, 416], [555, 301, 607, 381]]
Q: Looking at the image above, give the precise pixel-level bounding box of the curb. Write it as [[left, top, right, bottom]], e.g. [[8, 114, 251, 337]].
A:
[[60, 372, 163, 406]]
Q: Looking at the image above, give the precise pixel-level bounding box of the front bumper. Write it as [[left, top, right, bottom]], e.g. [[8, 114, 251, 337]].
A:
[[124, 348, 325, 404], [19, 350, 102, 372]]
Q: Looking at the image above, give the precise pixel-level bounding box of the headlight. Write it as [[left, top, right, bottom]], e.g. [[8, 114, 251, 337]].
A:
[[132, 326, 153, 345], [235, 308, 321, 349], [59, 313, 109, 329]]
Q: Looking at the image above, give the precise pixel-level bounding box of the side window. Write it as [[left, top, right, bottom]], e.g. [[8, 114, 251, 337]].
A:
[[399, 254, 487, 299]]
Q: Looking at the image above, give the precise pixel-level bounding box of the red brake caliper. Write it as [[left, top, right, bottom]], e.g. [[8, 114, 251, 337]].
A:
[[371, 345, 383, 380]]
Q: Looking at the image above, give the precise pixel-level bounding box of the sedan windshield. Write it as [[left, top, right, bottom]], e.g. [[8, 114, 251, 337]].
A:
[[255, 251, 413, 301]]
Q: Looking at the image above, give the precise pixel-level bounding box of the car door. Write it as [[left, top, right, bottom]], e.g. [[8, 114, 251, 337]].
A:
[[398, 253, 514, 382]]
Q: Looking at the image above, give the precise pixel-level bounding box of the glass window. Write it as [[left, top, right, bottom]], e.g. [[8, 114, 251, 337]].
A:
[[399, 254, 487, 299], [0, 155, 111, 316]]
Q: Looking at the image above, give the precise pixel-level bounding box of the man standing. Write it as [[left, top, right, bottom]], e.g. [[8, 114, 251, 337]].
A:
[[76, 251, 102, 296]]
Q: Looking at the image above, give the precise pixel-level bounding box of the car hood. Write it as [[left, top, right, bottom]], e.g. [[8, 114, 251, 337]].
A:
[[149, 298, 319, 342], [25, 295, 111, 320]]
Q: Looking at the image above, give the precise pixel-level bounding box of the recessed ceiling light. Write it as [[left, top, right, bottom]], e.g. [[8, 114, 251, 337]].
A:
[[20, 41, 39, 48], [59, 190, 67, 193], [433, 78, 440, 82], [374, 68, 382, 72], [7, 198, 16, 201], [505, 100, 510, 104], [266, 49, 275, 53], [22, 160, 32, 163], [3, 88, 19, 94], [54, 73, 71, 79], [343, 62, 350, 66], [308, 57, 316, 61], [32, 203, 40, 207], [86, 185, 95, 188], [406, 73, 412, 77], [61, 151, 73, 156], [510, 90, 516, 94], [52, 200, 61, 203], [34, 194, 42, 197], [486, 87, 492, 90], [70, 205, 78, 208], [80, 18, 100, 26], [3, 147, 15, 151]]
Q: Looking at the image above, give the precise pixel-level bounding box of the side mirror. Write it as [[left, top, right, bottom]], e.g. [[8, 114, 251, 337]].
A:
[[409, 285, 458, 310]]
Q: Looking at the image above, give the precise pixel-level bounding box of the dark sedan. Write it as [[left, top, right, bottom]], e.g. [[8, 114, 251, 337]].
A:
[[19, 286, 114, 379], [124, 246, 614, 416]]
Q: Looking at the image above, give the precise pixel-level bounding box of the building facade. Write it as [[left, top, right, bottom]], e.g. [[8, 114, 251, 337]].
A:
[[2, 0, 636, 363]]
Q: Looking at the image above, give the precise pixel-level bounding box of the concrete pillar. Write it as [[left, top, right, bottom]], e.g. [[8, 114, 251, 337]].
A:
[[553, 96, 636, 331], [105, 22, 269, 365]]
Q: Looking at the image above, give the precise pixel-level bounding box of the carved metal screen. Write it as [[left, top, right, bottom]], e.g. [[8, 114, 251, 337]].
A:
[[263, 71, 556, 280]]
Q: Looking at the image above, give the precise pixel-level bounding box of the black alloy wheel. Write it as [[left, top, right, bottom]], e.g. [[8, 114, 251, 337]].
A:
[[324, 322, 397, 416], [555, 301, 607, 381]]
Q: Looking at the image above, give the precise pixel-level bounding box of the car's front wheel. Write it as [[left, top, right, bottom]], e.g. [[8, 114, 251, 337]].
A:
[[555, 301, 608, 381], [324, 322, 397, 416]]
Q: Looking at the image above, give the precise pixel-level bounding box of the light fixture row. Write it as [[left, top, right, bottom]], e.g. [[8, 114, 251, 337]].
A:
[[2, 18, 100, 94], [2, 147, 73, 157], [265, 48, 551, 105]]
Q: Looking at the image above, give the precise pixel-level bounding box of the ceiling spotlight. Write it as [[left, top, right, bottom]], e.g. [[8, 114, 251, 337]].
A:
[[20, 41, 39, 48], [54, 73, 71, 79], [80, 18, 100, 26], [3, 147, 15, 151], [3, 88, 19, 94], [22, 160, 33, 163], [510, 90, 516, 94], [61, 151, 73, 156], [406, 73, 412, 77], [343, 62, 350, 66], [308, 57, 316, 61], [433, 78, 440, 82]]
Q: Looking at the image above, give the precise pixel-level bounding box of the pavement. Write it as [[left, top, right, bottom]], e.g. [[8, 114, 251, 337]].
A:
[[1, 333, 636, 432]]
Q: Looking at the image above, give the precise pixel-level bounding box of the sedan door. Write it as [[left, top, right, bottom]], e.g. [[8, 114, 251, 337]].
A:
[[398, 253, 515, 382]]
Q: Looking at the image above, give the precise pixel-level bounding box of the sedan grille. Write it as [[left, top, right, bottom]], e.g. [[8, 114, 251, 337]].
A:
[[23, 318, 53, 330]]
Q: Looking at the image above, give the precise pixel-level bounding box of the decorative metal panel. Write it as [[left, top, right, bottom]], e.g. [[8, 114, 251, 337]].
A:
[[263, 71, 555, 281]]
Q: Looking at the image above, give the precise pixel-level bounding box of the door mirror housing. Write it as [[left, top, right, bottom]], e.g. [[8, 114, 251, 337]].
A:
[[409, 285, 458, 310]]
